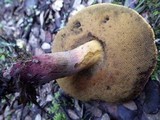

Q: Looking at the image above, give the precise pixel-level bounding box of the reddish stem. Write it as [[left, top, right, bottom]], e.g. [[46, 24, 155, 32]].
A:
[[6, 40, 103, 85]]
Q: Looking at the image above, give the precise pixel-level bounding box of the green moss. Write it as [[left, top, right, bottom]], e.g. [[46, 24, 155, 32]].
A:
[[54, 113, 67, 120], [49, 91, 67, 120]]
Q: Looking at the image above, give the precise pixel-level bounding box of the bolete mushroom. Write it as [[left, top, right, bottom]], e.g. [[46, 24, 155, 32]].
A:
[[7, 3, 157, 103], [52, 3, 157, 103]]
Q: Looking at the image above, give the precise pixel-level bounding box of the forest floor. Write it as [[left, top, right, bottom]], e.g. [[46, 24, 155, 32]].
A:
[[0, 0, 160, 120]]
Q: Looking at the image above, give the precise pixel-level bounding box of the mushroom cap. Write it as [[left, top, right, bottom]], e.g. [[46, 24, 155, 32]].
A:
[[52, 3, 157, 103]]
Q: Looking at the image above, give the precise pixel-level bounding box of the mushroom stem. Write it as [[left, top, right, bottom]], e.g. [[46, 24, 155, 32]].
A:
[[8, 40, 103, 85]]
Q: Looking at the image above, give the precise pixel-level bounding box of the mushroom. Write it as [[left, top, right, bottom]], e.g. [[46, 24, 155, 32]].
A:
[[52, 3, 157, 103], [8, 3, 157, 103]]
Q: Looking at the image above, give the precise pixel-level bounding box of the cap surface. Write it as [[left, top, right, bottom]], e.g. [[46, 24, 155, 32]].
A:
[[52, 3, 157, 103]]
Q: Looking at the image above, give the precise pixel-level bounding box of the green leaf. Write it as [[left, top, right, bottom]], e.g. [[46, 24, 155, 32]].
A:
[[153, 11, 159, 16], [0, 55, 5, 61], [134, 0, 145, 11]]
